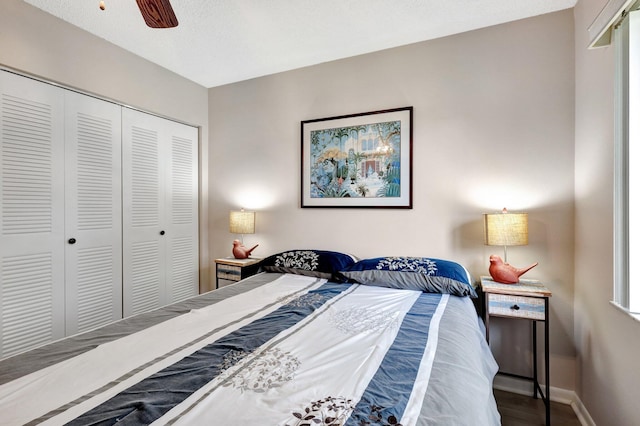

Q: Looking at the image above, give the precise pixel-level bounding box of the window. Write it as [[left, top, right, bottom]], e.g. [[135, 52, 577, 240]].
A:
[[614, 8, 640, 314]]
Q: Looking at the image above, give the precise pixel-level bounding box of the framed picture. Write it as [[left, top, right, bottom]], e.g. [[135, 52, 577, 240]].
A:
[[301, 106, 413, 208]]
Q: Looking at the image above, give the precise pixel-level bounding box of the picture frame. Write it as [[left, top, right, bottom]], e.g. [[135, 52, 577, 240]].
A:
[[301, 106, 413, 208]]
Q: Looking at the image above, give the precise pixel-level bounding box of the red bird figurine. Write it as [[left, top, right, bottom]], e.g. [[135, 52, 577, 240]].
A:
[[232, 240, 259, 259], [488, 255, 538, 284]]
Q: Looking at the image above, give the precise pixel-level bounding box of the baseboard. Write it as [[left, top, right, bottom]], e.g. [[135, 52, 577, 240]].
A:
[[493, 374, 574, 404], [493, 375, 596, 426], [571, 396, 596, 426]]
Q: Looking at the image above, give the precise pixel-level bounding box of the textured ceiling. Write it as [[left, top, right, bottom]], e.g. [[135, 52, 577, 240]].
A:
[[23, 0, 577, 88]]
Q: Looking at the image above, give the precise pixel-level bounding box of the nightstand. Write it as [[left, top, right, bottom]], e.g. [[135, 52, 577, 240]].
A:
[[481, 276, 551, 426], [214, 257, 262, 289]]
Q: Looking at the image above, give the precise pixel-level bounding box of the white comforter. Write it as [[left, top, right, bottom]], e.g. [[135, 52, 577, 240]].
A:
[[0, 274, 499, 425]]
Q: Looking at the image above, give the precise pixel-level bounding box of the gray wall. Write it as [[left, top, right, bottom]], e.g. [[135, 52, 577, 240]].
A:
[[574, 0, 640, 424], [209, 10, 577, 391]]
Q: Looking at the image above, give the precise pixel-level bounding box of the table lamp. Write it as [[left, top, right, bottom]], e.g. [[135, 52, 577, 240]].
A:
[[483, 208, 528, 262], [229, 209, 258, 259], [483, 208, 537, 283]]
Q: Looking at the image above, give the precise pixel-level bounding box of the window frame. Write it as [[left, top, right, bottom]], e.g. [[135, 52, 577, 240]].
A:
[[614, 9, 640, 316]]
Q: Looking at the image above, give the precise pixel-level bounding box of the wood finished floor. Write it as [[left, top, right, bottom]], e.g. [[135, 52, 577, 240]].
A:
[[494, 389, 582, 426]]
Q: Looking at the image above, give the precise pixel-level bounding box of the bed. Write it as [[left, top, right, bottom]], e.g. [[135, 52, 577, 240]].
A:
[[0, 251, 499, 425]]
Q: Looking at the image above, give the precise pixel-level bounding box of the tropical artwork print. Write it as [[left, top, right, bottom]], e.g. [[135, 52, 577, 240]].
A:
[[309, 120, 402, 199]]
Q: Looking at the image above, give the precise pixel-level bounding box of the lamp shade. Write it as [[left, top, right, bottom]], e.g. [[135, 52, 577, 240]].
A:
[[229, 210, 255, 234], [483, 210, 528, 246]]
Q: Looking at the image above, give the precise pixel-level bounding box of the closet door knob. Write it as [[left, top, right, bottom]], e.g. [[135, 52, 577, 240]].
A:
[[160, 230, 165, 236], [68, 238, 76, 244]]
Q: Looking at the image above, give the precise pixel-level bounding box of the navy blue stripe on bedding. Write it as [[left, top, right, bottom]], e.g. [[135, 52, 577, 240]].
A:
[[65, 282, 348, 426], [345, 292, 443, 426]]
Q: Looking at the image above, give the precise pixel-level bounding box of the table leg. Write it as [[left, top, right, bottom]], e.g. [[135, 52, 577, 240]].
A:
[[533, 320, 538, 399], [485, 293, 490, 342], [545, 298, 550, 425]]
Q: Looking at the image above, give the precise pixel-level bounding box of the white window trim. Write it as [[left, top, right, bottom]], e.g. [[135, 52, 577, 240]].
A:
[[610, 301, 640, 322], [614, 9, 640, 317], [613, 12, 629, 310]]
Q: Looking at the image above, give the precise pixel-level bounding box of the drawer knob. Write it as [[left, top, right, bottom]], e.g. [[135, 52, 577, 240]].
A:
[[510, 304, 520, 310]]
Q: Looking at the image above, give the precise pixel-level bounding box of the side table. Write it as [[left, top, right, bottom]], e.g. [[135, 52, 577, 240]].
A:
[[481, 276, 552, 425], [214, 257, 262, 289]]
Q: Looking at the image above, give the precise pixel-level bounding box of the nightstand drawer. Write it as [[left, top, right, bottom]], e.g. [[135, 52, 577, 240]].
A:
[[217, 264, 242, 281], [487, 293, 545, 320], [214, 257, 262, 289]]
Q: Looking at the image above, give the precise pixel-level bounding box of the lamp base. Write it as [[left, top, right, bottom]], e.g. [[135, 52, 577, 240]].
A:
[[232, 239, 259, 259], [488, 254, 538, 284]]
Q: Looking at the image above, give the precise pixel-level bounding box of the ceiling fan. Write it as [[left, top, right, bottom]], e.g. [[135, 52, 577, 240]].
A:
[[99, 0, 178, 28]]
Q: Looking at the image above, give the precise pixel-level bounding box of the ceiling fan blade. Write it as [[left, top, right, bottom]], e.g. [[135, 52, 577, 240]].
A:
[[136, 0, 178, 28]]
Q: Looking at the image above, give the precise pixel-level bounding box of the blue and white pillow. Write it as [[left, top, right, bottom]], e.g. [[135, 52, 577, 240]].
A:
[[261, 250, 357, 282], [338, 256, 477, 297]]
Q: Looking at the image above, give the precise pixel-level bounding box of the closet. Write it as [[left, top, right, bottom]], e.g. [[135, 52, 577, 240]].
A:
[[0, 70, 199, 358]]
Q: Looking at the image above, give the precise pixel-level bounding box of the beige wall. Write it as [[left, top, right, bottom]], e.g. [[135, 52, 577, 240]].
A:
[[209, 11, 577, 391], [0, 0, 210, 290], [574, 0, 640, 424]]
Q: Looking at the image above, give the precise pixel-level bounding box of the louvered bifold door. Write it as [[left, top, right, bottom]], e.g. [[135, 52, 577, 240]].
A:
[[0, 71, 65, 358], [165, 121, 198, 304], [122, 109, 167, 317], [122, 109, 198, 317], [64, 92, 122, 335]]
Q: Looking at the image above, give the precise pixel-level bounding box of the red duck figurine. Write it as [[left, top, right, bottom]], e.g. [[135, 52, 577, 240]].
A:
[[488, 255, 538, 284], [232, 239, 259, 259]]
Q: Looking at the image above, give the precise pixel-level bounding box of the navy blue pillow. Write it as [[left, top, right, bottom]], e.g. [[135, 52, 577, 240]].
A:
[[261, 250, 357, 282], [339, 256, 477, 297]]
